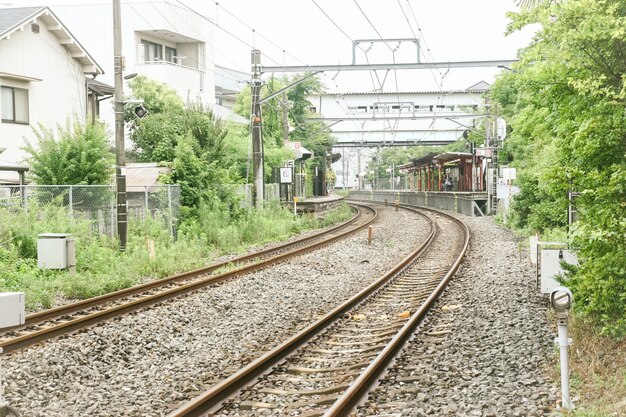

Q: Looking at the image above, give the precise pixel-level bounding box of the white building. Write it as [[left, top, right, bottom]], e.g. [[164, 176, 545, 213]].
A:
[[48, 0, 216, 119], [309, 82, 490, 188], [0, 6, 104, 183]]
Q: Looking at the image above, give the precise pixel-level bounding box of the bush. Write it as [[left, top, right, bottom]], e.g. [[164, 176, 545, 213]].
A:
[[24, 120, 114, 185]]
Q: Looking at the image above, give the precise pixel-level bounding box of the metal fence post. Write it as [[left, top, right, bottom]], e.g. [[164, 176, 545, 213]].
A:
[[69, 185, 73, 218], [144, 186, 149, 220], [168, 184, 173, 238], [110, 185, 116, 237]]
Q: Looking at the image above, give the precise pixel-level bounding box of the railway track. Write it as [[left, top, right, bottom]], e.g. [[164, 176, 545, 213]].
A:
[[169, 205, 469, 417], [0, 203, 377, 354]]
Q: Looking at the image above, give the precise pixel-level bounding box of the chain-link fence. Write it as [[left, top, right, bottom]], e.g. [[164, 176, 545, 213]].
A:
[[236, 184, 281, 208], [0, 184, 180, 237]]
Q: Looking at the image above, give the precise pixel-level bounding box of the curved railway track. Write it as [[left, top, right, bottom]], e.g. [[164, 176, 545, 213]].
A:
[[0, 203, 377, 354], [169, 205, 470, 417]]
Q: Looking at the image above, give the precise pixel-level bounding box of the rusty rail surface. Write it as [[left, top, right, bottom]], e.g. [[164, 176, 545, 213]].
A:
[[0, 203, 377, 354], [168, 204, 469, 417]]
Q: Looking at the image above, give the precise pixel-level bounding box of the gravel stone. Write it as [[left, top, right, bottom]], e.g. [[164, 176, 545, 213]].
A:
[[357, 215, 558, 416], [2, 206, 430, 416]]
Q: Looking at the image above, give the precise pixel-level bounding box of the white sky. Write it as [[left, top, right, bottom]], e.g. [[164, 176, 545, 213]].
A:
[[3, 0, 536, 92], [203, 0, 536, 92]]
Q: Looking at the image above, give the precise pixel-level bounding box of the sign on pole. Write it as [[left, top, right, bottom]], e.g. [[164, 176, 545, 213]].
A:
[[280, 167, 293, 184]]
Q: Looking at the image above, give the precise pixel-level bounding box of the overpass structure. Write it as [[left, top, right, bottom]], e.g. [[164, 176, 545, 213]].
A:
[[308, 81, 490, 148]]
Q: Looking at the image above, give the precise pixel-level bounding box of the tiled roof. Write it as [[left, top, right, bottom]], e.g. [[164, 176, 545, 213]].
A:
[[0, 6, 44, 36]]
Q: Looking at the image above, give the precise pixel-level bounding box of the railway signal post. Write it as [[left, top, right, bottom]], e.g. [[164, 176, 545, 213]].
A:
[[550, 287, 575, 410]]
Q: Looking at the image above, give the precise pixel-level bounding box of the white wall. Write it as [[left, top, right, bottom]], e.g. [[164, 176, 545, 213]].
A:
[[0, 20, 87, 179], [51, 1, 216, 113]]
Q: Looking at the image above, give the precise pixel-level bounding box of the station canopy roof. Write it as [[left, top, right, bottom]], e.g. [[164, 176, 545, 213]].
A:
[[433, 152, 474, 164]]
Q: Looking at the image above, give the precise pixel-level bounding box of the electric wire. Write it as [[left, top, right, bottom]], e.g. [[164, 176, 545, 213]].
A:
[[351, 0, 406, 144], [172, 0, 305, 76], [213, 1, 309, 66], [309, 0, 400, 143], [352, 0, 394, 53]]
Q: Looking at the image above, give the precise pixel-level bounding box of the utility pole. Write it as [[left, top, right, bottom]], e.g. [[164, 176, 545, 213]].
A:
[[251, 49, 264, 207], [113, 0, 127, 250], [357, 148, 362, 190], [281, 91, 289, 142]]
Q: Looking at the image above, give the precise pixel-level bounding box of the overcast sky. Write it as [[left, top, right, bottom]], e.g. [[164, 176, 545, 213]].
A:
[[203, 0, 536, 91], [3, 0, 536, 92]]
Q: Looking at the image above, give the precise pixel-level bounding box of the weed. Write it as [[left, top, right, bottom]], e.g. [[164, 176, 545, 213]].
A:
[[0, 200, 353, 311], [553, 316, 626, 416]]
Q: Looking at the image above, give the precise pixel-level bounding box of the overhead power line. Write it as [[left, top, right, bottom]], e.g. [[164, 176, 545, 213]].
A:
[[213, 1, 308, 66], [352, 0, 394, 53]]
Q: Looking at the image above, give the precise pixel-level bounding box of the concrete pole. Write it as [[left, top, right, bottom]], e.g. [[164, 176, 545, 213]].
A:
[[251, 49, 264, 207], [282, 91, 289, 142], [557, 320, 573, 409], [113, 0, 127, 250]]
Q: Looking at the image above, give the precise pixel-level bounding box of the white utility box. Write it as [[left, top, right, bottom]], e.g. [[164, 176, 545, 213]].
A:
[[0, 292, 25, 328], [37, 233, 75, 269], [540, 249, 578, 294]]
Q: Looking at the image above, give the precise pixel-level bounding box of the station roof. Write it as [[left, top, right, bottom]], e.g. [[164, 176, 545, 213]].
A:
[[125, 163, 170, 191], [433, 152, 474, 163], [398, 152, 437, 172], [0, 161, 29, 173]]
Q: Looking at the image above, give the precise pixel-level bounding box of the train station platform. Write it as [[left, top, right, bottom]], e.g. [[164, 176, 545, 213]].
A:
[[348, 190, 488, 217], [295, 194, 345, 218]]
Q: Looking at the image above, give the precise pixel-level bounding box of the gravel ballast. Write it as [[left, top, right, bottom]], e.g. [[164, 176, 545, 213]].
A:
[[2, 206, 431, 416], [359, 215, 558, 416], [1, 210, 559, 416]]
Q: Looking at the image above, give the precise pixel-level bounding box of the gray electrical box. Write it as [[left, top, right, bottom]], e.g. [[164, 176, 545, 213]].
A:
[[37, 233, 74, 269], [0, 292, 25, 328], [540, 249, 578, 294]]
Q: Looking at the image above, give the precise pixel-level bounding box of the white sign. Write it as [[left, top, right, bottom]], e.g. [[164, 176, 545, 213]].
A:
[[475, 148, 493, 157], [497, 184, 520, 199], [501, 167, 517, 180], [497, 117, 507, 141], [286, 160, 294, 168], [280, 167, 293, 184]]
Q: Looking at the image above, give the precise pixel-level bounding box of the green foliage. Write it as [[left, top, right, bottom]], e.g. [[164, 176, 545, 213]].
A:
[[492, 0, 626, 336], [365, 146, 438, 183], [233, 73, 335, 189], [128, 112, 183, 162], [126, 76, 239, 218], [126, 75, 184, 115], [0, 194, 353, 310], [24, 120, 114, 185]]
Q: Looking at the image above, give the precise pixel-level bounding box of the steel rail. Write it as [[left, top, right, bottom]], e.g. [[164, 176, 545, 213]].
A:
[[168, 207, 438, 417], [324, 206, 470, 416], [21, 203, 366, 326], [0, 203, 377, 354]]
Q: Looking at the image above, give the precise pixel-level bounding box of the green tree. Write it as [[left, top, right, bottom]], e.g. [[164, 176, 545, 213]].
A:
[[492, 0, 626, 336], [125, 76, 185, 162], [24, 120, 114, 185]]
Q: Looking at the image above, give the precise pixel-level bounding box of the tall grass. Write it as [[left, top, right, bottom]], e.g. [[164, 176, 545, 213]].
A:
[[0, 201, 353, 310]]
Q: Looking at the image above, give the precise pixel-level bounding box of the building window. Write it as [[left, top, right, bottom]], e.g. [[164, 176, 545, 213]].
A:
[[1, 86, 29, 124], [142, 39, 162, 62], [165, 46, 177, 64]]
